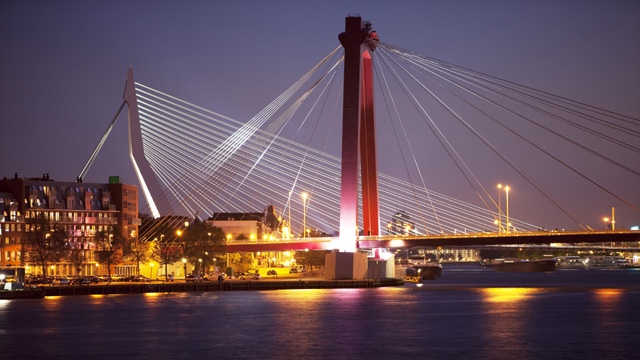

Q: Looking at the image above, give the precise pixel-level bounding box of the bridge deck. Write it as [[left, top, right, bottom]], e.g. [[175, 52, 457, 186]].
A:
[[225, 230, 640, 252]]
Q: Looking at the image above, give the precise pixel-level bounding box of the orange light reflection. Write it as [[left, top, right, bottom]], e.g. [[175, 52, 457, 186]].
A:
[[480, 288, 543, 303]]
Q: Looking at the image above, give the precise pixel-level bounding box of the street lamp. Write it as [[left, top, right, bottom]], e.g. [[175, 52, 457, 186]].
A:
[[302, 192, 308, 238], [387, 223, 392, 235], [198, 258, 202, 277], [505, 186, 510, 234], [497, 184, 502, 233], [182, 258, 187, 280], [288, 191, 292, 235], [150, 263, 154, 279]]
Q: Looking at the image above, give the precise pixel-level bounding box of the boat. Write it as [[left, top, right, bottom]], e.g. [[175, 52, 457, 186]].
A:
[[405, 264, 443, 280], [489, 259, 557, 272]]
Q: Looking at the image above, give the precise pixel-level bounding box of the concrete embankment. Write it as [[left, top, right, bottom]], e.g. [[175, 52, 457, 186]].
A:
[[1, 278, 403, 299]]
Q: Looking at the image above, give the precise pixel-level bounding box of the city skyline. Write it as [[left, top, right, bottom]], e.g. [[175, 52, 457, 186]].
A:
[[2, 1, 639, 231]]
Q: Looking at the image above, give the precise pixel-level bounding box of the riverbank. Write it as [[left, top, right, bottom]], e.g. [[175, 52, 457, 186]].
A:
[[0, 278, 403, 299]]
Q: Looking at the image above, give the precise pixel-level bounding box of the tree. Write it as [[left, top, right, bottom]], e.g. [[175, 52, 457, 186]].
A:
[[124, 235, 151, 275], [294, 250, 329, 274], [151, 237, 183, 281], [95, 225, 125, 280], [182, 219, 226, 276], [68, 246, 86, 276], [23, 212, 69, 276]]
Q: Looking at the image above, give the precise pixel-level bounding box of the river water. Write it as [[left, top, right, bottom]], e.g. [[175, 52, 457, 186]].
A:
[[1, 268, 638, 359]]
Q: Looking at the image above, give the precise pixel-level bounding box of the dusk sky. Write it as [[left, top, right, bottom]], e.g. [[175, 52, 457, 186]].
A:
[[2, 1, 639, 231]]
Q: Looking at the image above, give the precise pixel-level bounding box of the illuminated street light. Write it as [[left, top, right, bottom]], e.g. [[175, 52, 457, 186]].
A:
[[387, 223, 392, 235], [302, 192, 308, 238], [198, 259, 202, 278], [405, 225, 411, 236], [182, 258, 187, 280], [288, 191, 292, 236], [150, 263, 154, 279], [505, 186, 510, 234], [497, 184, 503, 233]]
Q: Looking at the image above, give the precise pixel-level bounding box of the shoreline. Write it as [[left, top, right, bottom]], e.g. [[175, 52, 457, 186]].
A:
[[0, 278, 404, 299]]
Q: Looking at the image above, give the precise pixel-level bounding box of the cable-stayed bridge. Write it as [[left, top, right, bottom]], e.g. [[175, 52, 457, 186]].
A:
[[80, 16, 640, 251]]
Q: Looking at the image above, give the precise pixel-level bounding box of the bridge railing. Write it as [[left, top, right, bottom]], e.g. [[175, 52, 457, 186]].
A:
[[225, 229, 638, 246]]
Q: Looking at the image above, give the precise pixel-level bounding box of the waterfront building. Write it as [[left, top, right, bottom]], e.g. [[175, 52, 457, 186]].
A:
[[0, 174, 139, 276]]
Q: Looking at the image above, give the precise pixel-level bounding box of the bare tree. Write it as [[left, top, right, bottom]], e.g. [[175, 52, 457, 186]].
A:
[[68, 245, 86, 276], [124, 235, 151, 275], [151, 236, 182, 281], [23, 212, 69, 276], [95, 225, 124, 280]]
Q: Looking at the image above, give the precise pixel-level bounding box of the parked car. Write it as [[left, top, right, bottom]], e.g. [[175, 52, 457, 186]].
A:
[[52, 277, 71, 285], [72, 276, 92, 285], [239, 273, 261, 280], [132, 275, 150, 282], [289, 268, 299, 273], [267, 270, 277, 276], [186, 274, 203, 282]]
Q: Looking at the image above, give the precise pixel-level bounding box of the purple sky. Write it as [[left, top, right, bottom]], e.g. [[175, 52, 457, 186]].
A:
[[2, 1, 639, 231]]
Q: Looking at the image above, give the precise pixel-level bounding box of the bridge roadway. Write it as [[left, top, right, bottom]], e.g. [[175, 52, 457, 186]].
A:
[[225, 230, 640, 252]]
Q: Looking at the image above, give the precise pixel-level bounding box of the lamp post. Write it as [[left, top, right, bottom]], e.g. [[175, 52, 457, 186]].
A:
[[604, 210, 615, 231], [150, 263, 154, 279], [505, 186, 510, 234], [387, 223, 392, 235], [198, 258, 202, 278], [182, 258, 187, 280], [497, 184, 502, 233], [302, 192, 308, 238], [288, 191, 292, 235]]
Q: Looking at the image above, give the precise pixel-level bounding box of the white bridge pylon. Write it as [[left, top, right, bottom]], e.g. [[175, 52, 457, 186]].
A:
[[123, 67, 169, 218]]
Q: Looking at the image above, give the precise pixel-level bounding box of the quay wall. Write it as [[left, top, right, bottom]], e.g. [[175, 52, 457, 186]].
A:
[[1, 279, 403, 299]]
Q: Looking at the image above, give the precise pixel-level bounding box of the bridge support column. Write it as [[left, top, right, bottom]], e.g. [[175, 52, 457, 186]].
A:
[[336, 16, 380, 251], [123, 67, 170, 218]]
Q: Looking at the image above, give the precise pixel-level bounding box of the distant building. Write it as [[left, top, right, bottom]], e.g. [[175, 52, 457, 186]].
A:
[[209, 211, 265, 241], [0, 174, 139, 276], [387, 210, 416, 235]]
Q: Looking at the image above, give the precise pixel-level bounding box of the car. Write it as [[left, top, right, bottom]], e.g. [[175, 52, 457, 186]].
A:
[[186, 274, 203, 282], [72, 277, 92, 285], [239, 273, 261, 280], [132, 275, 150, 282], [52, 277, 71, 285], [289, 268, 299, 273], [267, 270, 277, 276], [235, 272, 247, 277], [156, 274, 174, 281]]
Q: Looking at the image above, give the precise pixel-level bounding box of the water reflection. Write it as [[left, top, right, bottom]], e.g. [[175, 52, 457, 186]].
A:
[[479, 288, 544, 359], [480, 288, 543, 303]]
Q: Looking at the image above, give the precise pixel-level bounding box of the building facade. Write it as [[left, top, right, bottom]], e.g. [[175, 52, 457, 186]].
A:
[[0, 174, 139, 276]]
